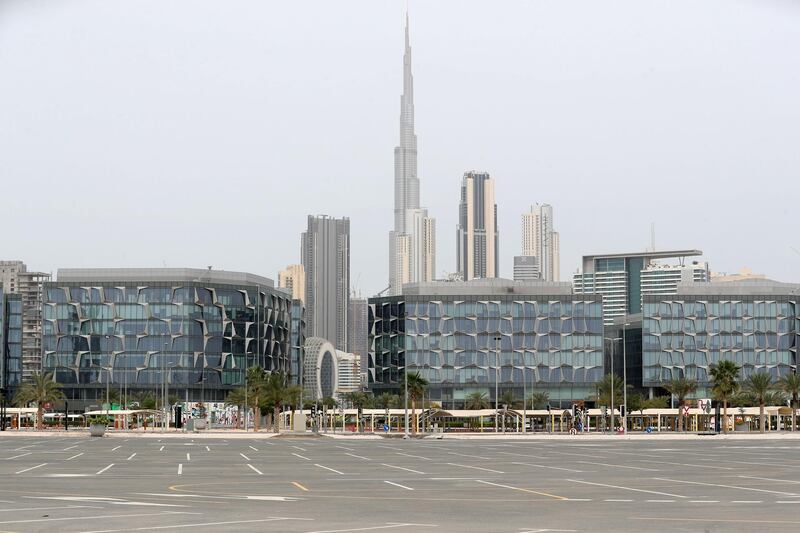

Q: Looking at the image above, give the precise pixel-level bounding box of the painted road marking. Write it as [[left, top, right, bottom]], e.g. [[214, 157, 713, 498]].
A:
[[475, 479, 567, 500], [160, 446, 165, 451], [447, 452, 491, 460], [292, 453, 310, 461], [604, 499, 633, 502], [240, 453, 250, 461], [206, 446, 210, 451], [578, 461, 658, 472], [628, 517, 800, 525], [178, 464, 183, 475], [740, 475, 800, 485], [0, 505, 103, 513], [186, 453, 191, 461], [396, 452, 432, 461], [512, 462, 583, 473], [292, 481, 309, 492], [15, 463, 47, 474], [65, 453, 84, 461], [247, 464, 264, 475], [689, 500, 720, 503], [5, 452, 31, 460], [127, 453, 136, 461], [384, 480, 414, 491], [96, 463, 115, 475], [63, 445, 79, 451], [79, 517, 313, 532], [566, 479, 688, 499], [381, 463, 425, 475], [731, 500, 762, 503], [249, 446, 258, 451], [111, 446, 121, 451], [0, 511, 199, 527], [293, 445, 307, 452], [315, 464, 345, 475], [646, 500, 675, 503], [653, 477, 800, 497], [635, 459, 733, 471], [335, 445, 355, 451], [446, 463, 503, 474], [304, 523, 436, 532], [346, 453, 372, 461]]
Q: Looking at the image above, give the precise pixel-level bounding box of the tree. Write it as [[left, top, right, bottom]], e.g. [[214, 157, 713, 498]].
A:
[[642, 396, 669, 409], [376, 392, 395, 413], [595, 373, 624, 409], [499, 390, 516, 410], [743, 372, 773, 433], [13, 372, 65, 430], [664, 377, 698, 432], [225, 387, 248, 429], [779, 373, 800, 431], [406, 372, 428, 434], [709, 360, 741, 434], [321, 397, 338, 409], [626, 393, 645, 415], [529, 391, 550, 410], [245, 366, 268, 431], [262, 371, 303, 433], [465, 391, 489, 410]]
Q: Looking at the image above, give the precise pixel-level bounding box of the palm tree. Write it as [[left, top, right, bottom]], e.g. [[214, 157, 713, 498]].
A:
[[529, 391, 550, 410], [499, 390, 516, 410], [376, 392, 394, 412], [225, 387, 248, 429], [406, 371, 428, 434], [709, 360, 741, 434], [595, 373, 624, 409], [466, 391, 489, 410], [664, 377, 698, 432], [779, 373, 800, 431], [13, 372, 65, 430], [321, 396, 338, 410], [743, 372, 773, 433], [262, 371, 303, 433]]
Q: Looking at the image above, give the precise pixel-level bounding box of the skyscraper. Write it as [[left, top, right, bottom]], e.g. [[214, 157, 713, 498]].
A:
[[389, 13, 436, 295], [457, 171, 499, 280], [347, 296, 368, 374], [302, 215, 350, 350], [278, 264, 305, 303], [521, 204, 560, 282]]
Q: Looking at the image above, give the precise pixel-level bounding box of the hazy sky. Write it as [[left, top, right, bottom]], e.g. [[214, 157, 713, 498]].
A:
[[1, 0, 798, 294]]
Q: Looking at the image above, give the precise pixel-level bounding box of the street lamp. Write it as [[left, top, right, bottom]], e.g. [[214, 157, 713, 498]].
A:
[[494, 335, 501, 433], [604, 336, 621, 433], [622, 322, 630, 433]]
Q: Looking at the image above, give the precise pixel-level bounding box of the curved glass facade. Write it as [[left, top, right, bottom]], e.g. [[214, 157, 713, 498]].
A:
[[369, 294, 604, 408], [643, 295, 799, 391], [42, 280, 292, 406]]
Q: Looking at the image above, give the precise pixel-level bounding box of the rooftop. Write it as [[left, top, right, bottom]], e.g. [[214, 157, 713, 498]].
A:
[[399, 278, 577, 297], [675, 278, 800, 296], [55, 268, 274, 287], [582, 249, 702, 273]]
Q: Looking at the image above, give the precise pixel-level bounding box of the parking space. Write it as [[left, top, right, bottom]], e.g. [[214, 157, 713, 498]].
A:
[[1, 435, 800, 531]]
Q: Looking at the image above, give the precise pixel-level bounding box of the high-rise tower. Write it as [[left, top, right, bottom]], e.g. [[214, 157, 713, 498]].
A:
[[457, 171, 499, 280], [521, 204, 560, 282], [389, 13, 435, 295]]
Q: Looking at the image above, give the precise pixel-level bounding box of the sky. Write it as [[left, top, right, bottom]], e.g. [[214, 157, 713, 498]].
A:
[[1, 0, 799, 294]]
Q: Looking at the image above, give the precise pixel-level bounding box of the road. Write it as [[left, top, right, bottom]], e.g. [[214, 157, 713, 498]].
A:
[[1, 434, 800, 532]]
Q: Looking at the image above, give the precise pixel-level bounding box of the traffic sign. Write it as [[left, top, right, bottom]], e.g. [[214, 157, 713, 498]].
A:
[[383, 424, 389, 432], [698, 398, 712, 414], [682, 405, 690, 417]]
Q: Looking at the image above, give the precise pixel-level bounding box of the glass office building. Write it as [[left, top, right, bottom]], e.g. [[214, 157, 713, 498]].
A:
[[42, 268, 292, 409], [642, 280, 799, 395], [1, 291, 23, 397], [289, 298, 306, 386], [369, 279, 604, 408]]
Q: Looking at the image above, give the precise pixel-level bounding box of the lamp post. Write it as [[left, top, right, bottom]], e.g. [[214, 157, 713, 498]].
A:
[[622, 322, 629, 433], [403, 355, 410, 439], [522, 364, 527, 434], [494, 335, 501, 433], [604, 336, 621, 433]]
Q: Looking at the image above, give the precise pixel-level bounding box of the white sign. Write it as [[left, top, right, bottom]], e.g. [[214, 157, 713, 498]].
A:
[[698, 399, 712, 413], [682, 405, 691, 417]]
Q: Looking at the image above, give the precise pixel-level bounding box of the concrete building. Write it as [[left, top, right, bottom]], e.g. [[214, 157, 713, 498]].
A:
[[640, 262, 710, 298], [278, 264, 305, 303], [388, 14, 436, 295], [303, 337, 361, 401], [301, 215, 350, 350], [0, 261, 50, 381], [457, 171, 499, 281], [573, 249, 706, 324], [41, 268, 293, 410], [642, 279, 800, 397], [336, 351, 361, 396], [521, 204, 560, 281], [513, 255, 540, 282], [711, 267, 765, 283], [369, 279, 604, 408], [347, 296, 369, 372], [289, 299, 306, 387]]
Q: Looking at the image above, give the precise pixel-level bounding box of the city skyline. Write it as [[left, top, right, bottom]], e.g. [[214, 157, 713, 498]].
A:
[[1, 1, 799, 295]]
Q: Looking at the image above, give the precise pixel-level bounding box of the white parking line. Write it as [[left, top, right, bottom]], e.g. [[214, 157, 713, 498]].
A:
[[292, 446, 307, 452], [604, 499, 633, 502], [249, 446, 258, 451], [381, 464, 425, 475], [96, 464, 114, 475], [346, 453, 371, 461], [335, 445, 355, 451], [315, 464, 345, 475], [240, 453, 251, 461], [689, 500, 719, 503], [159, 446, 165, 451], [566, 479, 688, 499], [111, 446, 121, 451], [6, 452, 31, 460], [445, 463, 503, 474], [646, 499, 675, 503], [15, 463, 47, 474], [303, 523, 436, 533], [206, 446, 210, 451], [653, 477, 800, 497], [512, 462, 583, 473], [0, 511, 199, 526], [292, 453, 310, 461], [0, 505, 103, 513], [247, 464, 264, 475], [396, 452, 432, 461], [186, 453, 191, 461], [79, 517, 313, 532], [127, 453, 136, 461], [66, 453, 84, 461], [384, 480, 414, 491], [731, 500, 762, 503], [740, 475, 800, 485], [447, 452, 491, 460], [178, 464, 183, 475], [578, 461, 658, 472], [63, 445, 79, 451]]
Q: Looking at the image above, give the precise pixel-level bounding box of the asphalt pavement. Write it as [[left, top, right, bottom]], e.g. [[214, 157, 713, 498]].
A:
[[2, 433, 800, 532]]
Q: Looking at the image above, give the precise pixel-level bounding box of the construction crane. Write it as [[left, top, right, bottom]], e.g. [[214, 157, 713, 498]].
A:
[[374, 285, 391, 297]]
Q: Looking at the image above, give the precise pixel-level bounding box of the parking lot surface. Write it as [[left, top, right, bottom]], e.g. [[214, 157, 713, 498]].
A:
[[2, 434, 800, 532]]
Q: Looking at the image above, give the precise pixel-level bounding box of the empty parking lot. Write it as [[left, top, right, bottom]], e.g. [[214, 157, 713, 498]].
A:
[[2, 434, 800, 532]]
